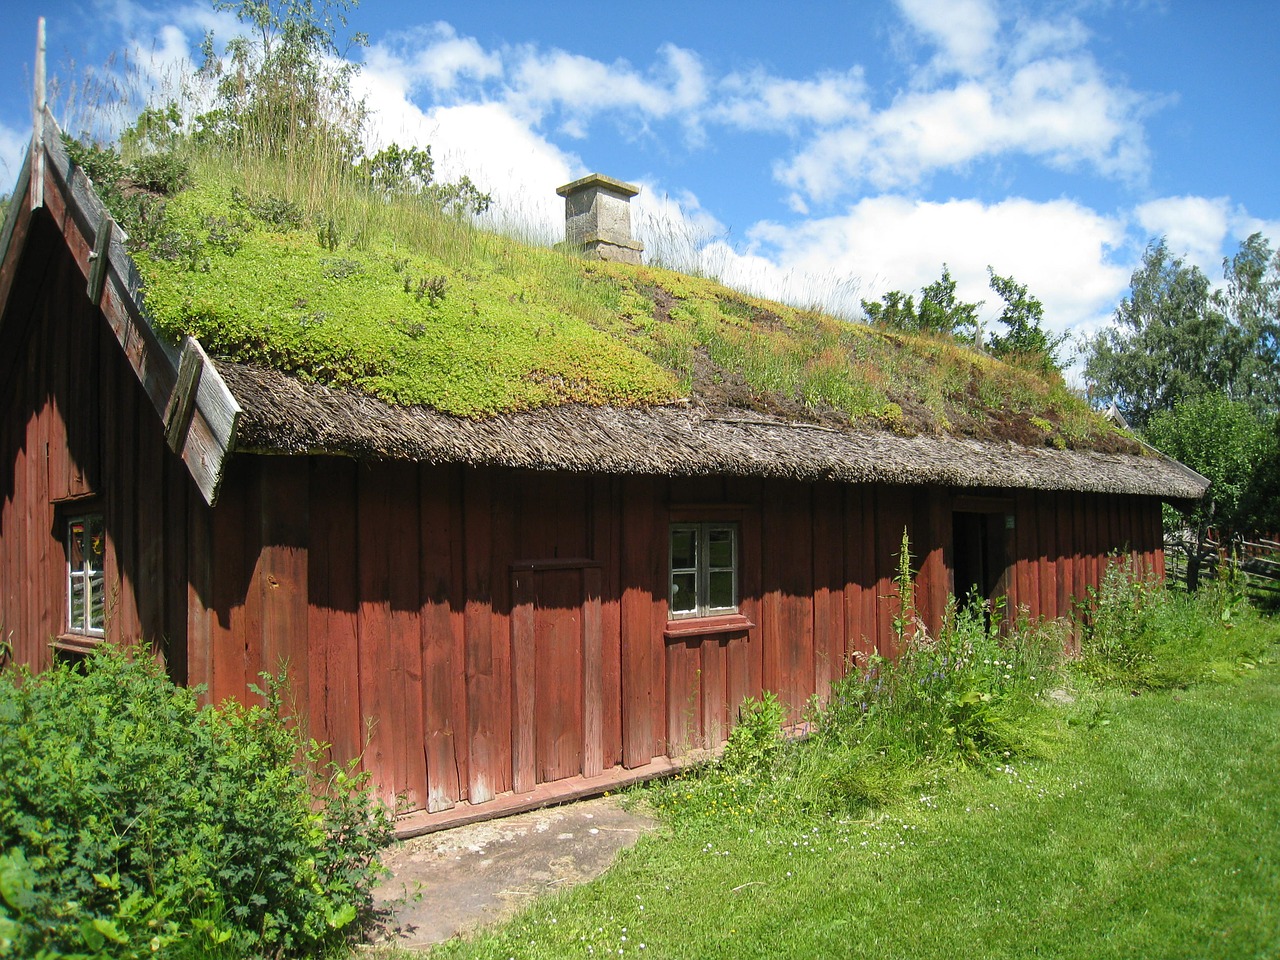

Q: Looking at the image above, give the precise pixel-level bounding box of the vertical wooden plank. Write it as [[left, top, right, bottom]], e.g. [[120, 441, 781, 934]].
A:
[[386, 462, 427, 810], [591, 476, 623, 770], [733, 476, 765, 705], [1055, 492, 1073, 622], [135, 393, 164, 647], [1151, 500, 1167, 581], [32, 292, 54, 660], [700, 634, 728, 746], [240, 460, 265, 701], [913, 488, 949, 642], [462, 468, 498, 802], [811, 482, 844, 701], [761, 480, 814, 720], [1036, 492, 1058, 620], [447, 468, 470, 800], [619, 475, 656, 768], [307, 459, 362, 770], [112, 343, 141, 643], [209, 464, 247, 705], [419, 464, 462, 811], [1014, 491, 1038, 622], [488, 472, 514, 798], [533, 568, 584, 781], [509, 570, 536, 793], [258, 459, 310, 680], [582, 566, 604, 777], [856, 486, 878, 667], [874, 486, 907, 659], [186, 495, 214, 703], [162, 450, 189, 683], [356, 463, 399, 806], [665, 639, 698, 754]]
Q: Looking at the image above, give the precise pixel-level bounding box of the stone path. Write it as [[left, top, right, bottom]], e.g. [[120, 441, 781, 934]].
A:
[[369, 796, 658, 951]]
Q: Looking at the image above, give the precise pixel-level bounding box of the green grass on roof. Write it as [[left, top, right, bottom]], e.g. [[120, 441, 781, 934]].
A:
[[129, 156, 1131, 452]]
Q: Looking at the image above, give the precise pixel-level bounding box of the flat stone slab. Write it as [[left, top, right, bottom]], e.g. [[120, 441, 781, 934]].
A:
[[369, 796, 658, 950]]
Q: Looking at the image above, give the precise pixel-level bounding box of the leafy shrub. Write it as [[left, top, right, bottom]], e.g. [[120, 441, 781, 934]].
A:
[[1079, 556, 1271, 689], [720, 692, 786, 776], [0, 646, 393, 959], [650, 596, 1063, 826]]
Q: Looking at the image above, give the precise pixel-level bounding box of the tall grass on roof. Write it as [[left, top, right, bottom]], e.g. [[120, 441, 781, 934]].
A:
[[47, 0, 1132, 447]]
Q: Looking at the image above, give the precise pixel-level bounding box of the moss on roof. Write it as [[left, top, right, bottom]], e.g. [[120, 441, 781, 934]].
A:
[[131, 175, 1130, 452]]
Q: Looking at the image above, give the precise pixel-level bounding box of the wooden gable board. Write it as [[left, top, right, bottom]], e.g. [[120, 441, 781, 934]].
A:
[[0, 110, 240, 506]]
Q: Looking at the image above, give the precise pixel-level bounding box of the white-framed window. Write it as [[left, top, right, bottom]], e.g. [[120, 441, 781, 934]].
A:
[[669, 522, 738, 618], [66, 514, 105, 637]]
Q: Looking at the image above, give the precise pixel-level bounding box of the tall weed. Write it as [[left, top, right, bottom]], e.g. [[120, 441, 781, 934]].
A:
[[1080, 556, 1271, 689], [650, 594, 1063, 827]]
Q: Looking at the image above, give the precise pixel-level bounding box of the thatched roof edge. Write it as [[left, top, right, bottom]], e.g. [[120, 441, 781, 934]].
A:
[[216, 361, 1208, 500]]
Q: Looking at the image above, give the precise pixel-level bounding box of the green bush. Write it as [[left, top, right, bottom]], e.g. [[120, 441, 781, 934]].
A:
[[1079, 557, 1271, 689], [0, 646, 393, 959], [650, 596, 1063, 827]]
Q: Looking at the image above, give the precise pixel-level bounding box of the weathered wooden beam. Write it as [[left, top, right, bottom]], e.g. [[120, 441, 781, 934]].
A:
[[35, 106, 241, 506], [164, 338, 204, 453], [31, 21, 46, 211], [85, 215, 115, 305], [0, 149, 33, 321]]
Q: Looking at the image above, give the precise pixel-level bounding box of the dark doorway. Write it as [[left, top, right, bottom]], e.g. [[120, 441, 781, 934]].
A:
[[952, 511, 1009, 610]]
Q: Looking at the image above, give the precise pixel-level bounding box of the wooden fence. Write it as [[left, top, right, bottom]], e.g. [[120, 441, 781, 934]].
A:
[[1164, 531, 1280, 591]]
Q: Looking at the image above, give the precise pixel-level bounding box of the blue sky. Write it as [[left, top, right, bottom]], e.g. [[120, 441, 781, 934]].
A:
[[2, 0, 1278, 366]]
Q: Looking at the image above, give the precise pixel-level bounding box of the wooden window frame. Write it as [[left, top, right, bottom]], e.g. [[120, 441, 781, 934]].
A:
[[60, 509, 106, 649], [668, 521, 739, 620]]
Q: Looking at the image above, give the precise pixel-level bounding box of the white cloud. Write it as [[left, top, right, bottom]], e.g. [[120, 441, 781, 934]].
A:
[[506, 42, 707, 133], [713, 69, 869, 131], [0, 121, 27, 189], [772, 3, 1151, 201], [353, 61, 580, 242], [778, 51, 1149, 197], [1134, 195, 1230, 273], [743, 195, 1131, 337], [896, 0, 1001, 75], [365, 23, 501, 95]]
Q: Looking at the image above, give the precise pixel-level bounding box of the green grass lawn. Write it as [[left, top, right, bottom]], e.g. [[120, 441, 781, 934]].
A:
[[423, 642, 1280, 959]]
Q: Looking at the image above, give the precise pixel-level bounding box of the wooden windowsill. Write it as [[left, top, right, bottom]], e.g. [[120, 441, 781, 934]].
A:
[[664, 614, 755, 639], [52, 633, 105, 654]]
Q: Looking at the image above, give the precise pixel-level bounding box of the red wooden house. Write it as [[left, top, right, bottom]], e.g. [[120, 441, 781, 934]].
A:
[[0, 111, 1206, 832]]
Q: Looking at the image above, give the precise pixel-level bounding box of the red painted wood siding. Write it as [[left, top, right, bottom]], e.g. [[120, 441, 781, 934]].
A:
[[0, 216, 190, 672], [0, 215, 1175, 815]]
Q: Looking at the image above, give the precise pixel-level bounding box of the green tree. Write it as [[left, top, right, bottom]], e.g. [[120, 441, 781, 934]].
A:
[[1084, 236, 1280, 430], [1218, 233, 1280, 412], [1145, 393, 1271, 588], [0, 193, 9, 221], [355, 142, 491, 215], [862, 265, 981, 339], [986, 267, 1069, 375], [197, 0, 369, 161]]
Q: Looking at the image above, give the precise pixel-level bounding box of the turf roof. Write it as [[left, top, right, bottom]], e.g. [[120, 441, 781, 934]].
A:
[[132, 177, 1133, 454]]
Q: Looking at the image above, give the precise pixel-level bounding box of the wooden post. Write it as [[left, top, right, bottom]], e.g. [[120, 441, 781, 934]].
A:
[[32, 18, 46, 211]]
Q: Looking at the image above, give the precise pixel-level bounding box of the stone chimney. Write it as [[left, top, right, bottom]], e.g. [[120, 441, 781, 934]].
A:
[[556, 173, 644, 265]]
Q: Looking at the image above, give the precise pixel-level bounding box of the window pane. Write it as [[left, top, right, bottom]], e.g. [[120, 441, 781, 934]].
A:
[[88, 516, 105, 570], [670, 527, 697, 570], [89, 571, 105, 632], [69, 520, 85, 568], [671, 572, 698, 613], [708, 526, 734, 569], [70, 574, 86, 632], [708, 570, 735, 610]]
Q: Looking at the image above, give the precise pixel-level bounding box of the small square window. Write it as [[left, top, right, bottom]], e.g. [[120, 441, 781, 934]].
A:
[[66, 514, 105, 637], [669, 523, 738, 618]]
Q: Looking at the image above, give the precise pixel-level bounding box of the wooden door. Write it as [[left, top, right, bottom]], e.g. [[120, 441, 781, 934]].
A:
[[510, 561, 603, 792]]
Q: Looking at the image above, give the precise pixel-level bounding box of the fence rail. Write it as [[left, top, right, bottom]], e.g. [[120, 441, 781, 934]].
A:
[[1163, 532, 1280, 590]]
